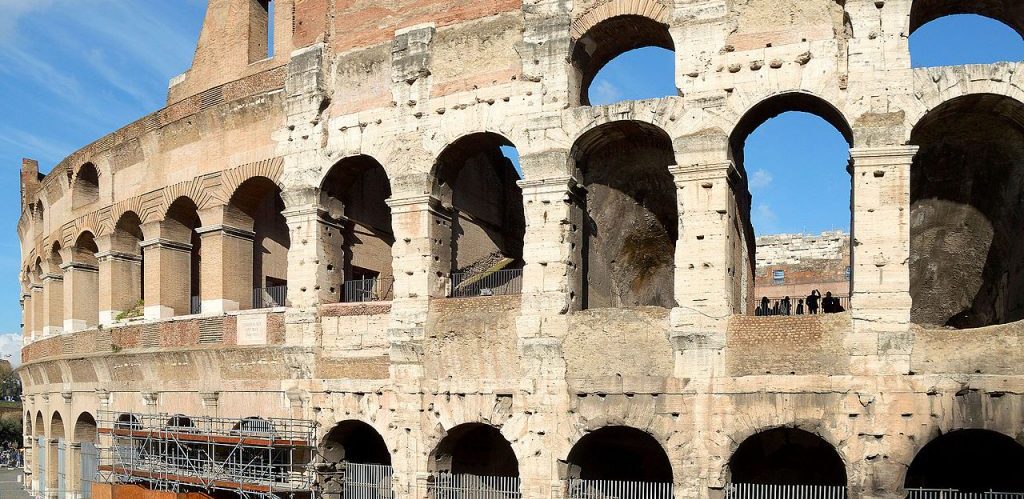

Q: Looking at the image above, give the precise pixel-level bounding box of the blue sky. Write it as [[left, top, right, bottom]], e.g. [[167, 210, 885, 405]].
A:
[[0, 6, 1021, 346]]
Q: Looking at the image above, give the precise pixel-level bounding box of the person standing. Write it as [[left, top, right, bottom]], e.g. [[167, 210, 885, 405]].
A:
[[796, 298, 805, 315], [807, 289, 821, 314]]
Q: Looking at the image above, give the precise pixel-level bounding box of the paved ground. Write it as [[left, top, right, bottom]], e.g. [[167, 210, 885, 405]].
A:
[[0, 468, 30, 499]]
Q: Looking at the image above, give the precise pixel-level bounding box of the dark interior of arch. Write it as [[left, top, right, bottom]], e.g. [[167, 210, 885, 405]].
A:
[[229, 178, 290, 290], [321, 156, 395, 287], [905, 429, 1024, 492], [432, 423, 519, 477], [910, 94, 1024, 328], [909, 0, 1024, 39], [74, 413, 97, 443], [574, 121, 677, 309], [729, 428, 846, 485], [167, 198, 203, 300], [34, 413, 43, 436], [566, 426, 673, 482], [434, 133, 525, 275], [320, 420, 391, 465], [572, 15, 675, 106], [72, 163, 100, 210], [50, 412, 65, 439]]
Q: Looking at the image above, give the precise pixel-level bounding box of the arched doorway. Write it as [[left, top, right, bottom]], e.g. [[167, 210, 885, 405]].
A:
[[729, 428, 846, 486], [910, 94, 1024, 328], [571, 11, 675, 106], [43, 242, 64, 335], [154, 197, 203, 316], [905, 429, 1024, 492], [320, 156, 395, 303], [318, 420, 392, 499], [565, 426, 673, 495], [572, 121, 677, 309], [73, 412, 98, 498], [429, 423, 520, 496], [225, 177, 290, 309], [730, 94, 854, 316], [66, 232, 100, 331], [104, 212, 144, 321], [71, 163, 99, 210], [433, 133, 525, 297], [33, 411, 44, 495], [48, 411, 65, 498]]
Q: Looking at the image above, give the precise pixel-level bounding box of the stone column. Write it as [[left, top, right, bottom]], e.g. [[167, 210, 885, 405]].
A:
[[31, 285, 44, 339], [849, 145, 918, 374], [67, 442, 82, 499], [197, 224, 255, 314], [282, 203, 344, 308], [96, 250, 142, 325], [140, 238, 192, 319], [61, 261, 98, 333], [41, 273, 64, 336], [669, 161, 743, 379]]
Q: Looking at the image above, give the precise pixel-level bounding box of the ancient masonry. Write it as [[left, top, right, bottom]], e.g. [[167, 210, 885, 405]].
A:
[[14, 1, 1024, 498]]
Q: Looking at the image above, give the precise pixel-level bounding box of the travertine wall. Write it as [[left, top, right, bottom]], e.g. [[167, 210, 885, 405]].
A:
[[15, 0, 1024, 498]]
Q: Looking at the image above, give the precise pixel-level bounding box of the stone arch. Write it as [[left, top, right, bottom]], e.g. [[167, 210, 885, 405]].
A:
[[570, 1, 674, 106], [317, 419, 392, 498], [71, 162, 100, 210], [432, 132, 525, 278], [909, 93, 1024, 328], [73, 412, 97, 444], [161, 196, 203, 315], [428, 422, 519, 477], [906, 68, 1024, 142], [108, 211, 145, 319], [49, 411, 65, 440], [34, 412, 44, 437], [909, 0, 1024, 38], [904, 429, 1024, 492], [224, 175, 290, 308], [320, 155, 395, 302], [727, 427, 847, 486], [66, 231, 100, 330], [571, 119, 677, 309], [564, 426, 673, 483], [24, 411, 32, 436]]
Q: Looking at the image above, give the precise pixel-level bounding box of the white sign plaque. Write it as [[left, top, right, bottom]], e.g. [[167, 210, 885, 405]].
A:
[[237, 314, 268, 345]]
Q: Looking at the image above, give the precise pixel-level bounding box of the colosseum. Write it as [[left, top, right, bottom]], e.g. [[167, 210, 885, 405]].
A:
[[14, 0, 1024, 498]]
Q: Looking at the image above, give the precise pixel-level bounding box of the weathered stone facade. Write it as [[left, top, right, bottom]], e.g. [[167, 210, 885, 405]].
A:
[[14, 0, 1024, 498]]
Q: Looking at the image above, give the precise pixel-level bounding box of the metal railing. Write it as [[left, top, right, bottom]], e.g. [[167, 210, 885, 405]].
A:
[[908, 489, 1024, 499], [429, 472, 521, 498], [190, 296, 201, 315], [343, 277, 394, 303], [754, 296, 850, 316], [254, 285, 288, 309], [318, 462, 394, 499], [568, 478, 674, 499], [449, 268, 523, 298], [726, 483, 848, 499]]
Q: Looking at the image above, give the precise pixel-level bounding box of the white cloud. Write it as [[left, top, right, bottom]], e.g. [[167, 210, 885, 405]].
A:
[[0, 333, 22, 366], [0, 0, 55, 43], [754, 202, 781, 234], [590, 80, 622, 105], [750, 168, 773, 191]]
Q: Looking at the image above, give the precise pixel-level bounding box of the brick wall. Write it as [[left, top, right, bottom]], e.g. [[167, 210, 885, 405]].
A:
[[726, 312, 851, 376]]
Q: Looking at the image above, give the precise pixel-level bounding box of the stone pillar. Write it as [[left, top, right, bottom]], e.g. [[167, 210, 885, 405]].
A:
[[140, 238, 192, 319], [41, 274, 64, 336], [669, 161, 742, 379], [849, 146, 918, 375], [197, 225, 255, 314], [31, 285, 44, 339], [282, 203, 344, 308], [67, 442, 82, 499], [61, 260, 98, 333], [46, 438, 60, 499], [96, 250, 142, 325], [22, 292, 33, 343]]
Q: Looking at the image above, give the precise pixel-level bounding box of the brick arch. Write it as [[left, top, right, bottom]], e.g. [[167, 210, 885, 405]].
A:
[[571, 0, 671, 39], [156, 176, 223, 222], [219, 157, 285, 200], [59, 214, 99, 249]]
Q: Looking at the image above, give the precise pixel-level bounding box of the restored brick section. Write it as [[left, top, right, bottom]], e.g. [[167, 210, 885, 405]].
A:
[[726, 312, 851, 376], [319, 302, 392, 317]]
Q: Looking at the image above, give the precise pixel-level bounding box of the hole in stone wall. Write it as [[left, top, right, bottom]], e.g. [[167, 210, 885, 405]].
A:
[[905, 429, 1024, 492], [728, 428, 846, 486]]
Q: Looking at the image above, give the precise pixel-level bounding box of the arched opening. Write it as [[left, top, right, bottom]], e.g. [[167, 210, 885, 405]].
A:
[[905, 429, 1024, 492], [434, 133, 525, 296], [572, 121, 677, 309], [71, 163, 99, 210], [48, 411, 65, 496], [163, 415, 201, 470], [33, 412, 44, 495], [318, 420, 392, 499], [430, 423, 518, 477], [729, 428, 846, 486], [113, 414, 143, 466], [68, 232, 100, 330], [571, 14, 675, 106], [320, 156, 395, 303], [910, 13, 1024, 68], [565, 426, 672, 483], [44, 243, 64, 335], [163, 197, 203, 315], [730, 94, 854, 316], [227, 177, 291, 309], [32, 201, 44, 226], [110, 212, 144, 320], [909, 94, 1024, 328], [910, 0, 1023, 42], [74, 412, 98, 498], [224, 417, 289, 483]]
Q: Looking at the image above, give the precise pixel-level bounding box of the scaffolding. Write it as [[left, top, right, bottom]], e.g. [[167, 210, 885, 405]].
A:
[[96, 410, 316, 499]]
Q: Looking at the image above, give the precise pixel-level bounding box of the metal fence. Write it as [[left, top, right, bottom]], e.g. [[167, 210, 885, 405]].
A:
[[36, 436, 45, 495], [449, 269, 523, 298], [57, 439, 66, 499], [908, 489, 1024, 499], [81, 442, 99, 499], [753, 296, 850, 316], [726, 483, 848, 499], [343, 277, 394, 303], [428, 472, 521, 498], [253, 285, 288, 309], [567, 478, 674, 499], [318, 462, 394, 499], [190, 296, 201, 315]]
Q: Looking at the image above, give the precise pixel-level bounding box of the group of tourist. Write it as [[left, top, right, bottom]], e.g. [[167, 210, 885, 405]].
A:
[[755, 290, 846, 316]]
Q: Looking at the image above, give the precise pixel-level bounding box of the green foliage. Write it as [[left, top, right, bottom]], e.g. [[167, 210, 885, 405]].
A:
[[111, 344, 122, 353], [115, 300, 145, 321], [0, 416, 21, 446]]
